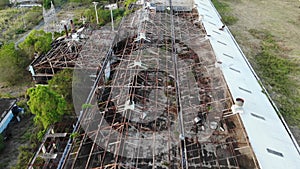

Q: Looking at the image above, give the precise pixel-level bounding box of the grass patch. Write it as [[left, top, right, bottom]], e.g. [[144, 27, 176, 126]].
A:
[[249, 29, 300, 125], [0, 7, 42, 43], [12, 120, 40, 169], [211, 0, 238, 25], [0, 0, 9, 9], [12, 145, 34, 169]]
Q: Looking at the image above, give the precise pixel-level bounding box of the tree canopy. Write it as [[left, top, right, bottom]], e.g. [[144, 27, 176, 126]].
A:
[[19, 30, 52, 59], [27, 85, 68, 129], [0, 43, 30, 85], [43, 0, 52, 9], [48, 69, 74, 109], [83, 8, 125, 26]]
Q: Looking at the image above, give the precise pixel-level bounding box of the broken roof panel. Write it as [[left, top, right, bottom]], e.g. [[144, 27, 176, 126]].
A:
[[0, 98, 17, 117], [29, 0, 299, 168], [58, 3, 259, 169]]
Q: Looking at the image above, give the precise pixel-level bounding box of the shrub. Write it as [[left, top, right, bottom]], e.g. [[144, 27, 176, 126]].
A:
[[27, 85, 68, 129], [12, 146, 34, 169], [0, 43, 30, 85], [211, 0, 238, 25], [19, 30, 52, 59]]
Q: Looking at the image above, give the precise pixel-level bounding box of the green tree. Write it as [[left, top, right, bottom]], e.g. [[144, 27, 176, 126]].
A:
[[43, 0, 52, 9], [68, 0, 94, 4], [27, 85, 68, 129], [19, 30, 52, 59], [0, 43, 30, 85], [48, 69, 74, 107], [124, 0, 137, 9], [83, 8, 125, 26]]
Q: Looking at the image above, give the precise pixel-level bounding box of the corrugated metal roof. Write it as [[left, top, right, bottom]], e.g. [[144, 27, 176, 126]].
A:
[[195, 0, 300, 168], [0, 98, 16, 117]]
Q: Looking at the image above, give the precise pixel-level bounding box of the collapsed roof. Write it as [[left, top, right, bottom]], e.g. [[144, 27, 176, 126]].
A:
[[28, 0, 300, 168]]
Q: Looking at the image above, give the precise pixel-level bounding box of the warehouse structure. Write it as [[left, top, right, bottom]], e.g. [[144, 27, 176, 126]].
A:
[[28, 0, 300, 168]]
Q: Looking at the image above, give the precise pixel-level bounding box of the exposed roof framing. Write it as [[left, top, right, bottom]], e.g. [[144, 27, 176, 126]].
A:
[[60, 4, 258, 169], [28, 0, 300, 168]]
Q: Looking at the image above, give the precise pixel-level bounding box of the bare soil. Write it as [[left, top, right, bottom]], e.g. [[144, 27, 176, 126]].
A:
[[0, 82, 31, 98], [0, 82, 34, 168], [221, 0, 300, 143], [0, 115, 34, 169], [226, 0, 300, 58]]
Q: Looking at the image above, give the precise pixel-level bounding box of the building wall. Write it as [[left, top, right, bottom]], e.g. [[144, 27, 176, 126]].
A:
[[0, 109, 14, 133]]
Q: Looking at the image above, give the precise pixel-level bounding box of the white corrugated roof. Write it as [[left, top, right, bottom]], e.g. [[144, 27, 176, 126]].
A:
[[195, 0, 300, 168]]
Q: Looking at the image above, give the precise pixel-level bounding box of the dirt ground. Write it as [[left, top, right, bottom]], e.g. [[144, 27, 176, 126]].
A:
[[0, 81, 34, 168], [0, 115, 34, 169], [220, 0, 300, 143], [225, 0, 300, 59]]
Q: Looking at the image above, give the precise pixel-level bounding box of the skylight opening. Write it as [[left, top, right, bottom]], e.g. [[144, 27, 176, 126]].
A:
[[238, 87, 252, 94], [208, 21, 216, 26], [223, 53, 233, 59], [205, 14, 213, 18], [229, 67, 240, 73], [202, 8, 209, 12], [217, 41, 227, 46], [250, 113, 265, 120], [213, 30, 221, 35], [267, 148, 284, 157]]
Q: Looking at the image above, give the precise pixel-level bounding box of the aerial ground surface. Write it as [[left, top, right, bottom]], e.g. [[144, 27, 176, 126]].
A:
[[219, 0, 300, 143]]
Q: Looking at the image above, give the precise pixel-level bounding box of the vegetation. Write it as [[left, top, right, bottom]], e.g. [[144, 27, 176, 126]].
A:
[[43, 0, 52, 9], [82, 8, 125, 26], [48, 69, 74, 110], [124, 0, 137, 9], [249, 29, 300, 125], [11, 127, 43, 169], [12, 145, 34, 169], [9, 70, 75, 168], [0, 43, 30, 85], [70, 132, 80, 139], [211, 0, 238, 25], [14, 69, 75, 167], [44, 0, 98, 9], [0, 114, 38, 169], [44, 0, 73, 9], [19, 29, 52, 59], [26, 67, 75, 139], [82, 103, 93, 109], [27, 85, 68, 131], [0, 7, 42, 43], [212, 0, 300, 126], [0, 0, 127, 168], [68, 0, 94, 3], [16, 70, 74, 167], [0, 0, 9, 9]]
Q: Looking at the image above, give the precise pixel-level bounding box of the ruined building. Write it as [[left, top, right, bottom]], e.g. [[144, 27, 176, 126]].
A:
[[28, 0, 300, 168]]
